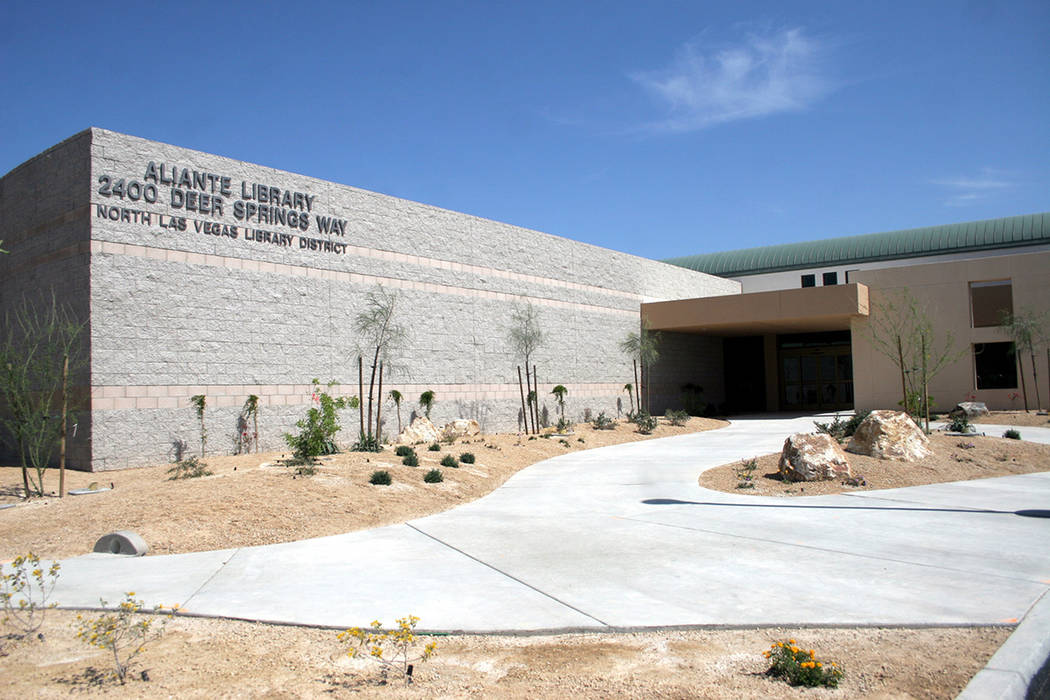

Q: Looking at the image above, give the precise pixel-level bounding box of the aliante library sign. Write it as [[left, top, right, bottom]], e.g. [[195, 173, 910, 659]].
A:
[[95, 161, 351, 255]]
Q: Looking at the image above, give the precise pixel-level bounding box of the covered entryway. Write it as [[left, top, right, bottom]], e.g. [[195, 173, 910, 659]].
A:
[[643, 284, 868, 413]]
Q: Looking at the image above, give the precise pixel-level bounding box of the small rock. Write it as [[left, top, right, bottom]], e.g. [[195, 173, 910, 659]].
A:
[[950, 401, 989, 418]]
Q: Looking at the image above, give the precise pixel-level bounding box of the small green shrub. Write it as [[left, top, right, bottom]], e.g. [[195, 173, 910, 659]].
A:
[[947, 414, 972, 433], [352, 432, 382, 453], [844, 410, 871, 436], [555, 416, 573, 433], [395, 445, 414, 457], [559, 438, 570, 447], [1003, 429, 1021, 440], [440, 455, 459, 468], [166, 456, 212, 480], [402, 453, 419, 467], [764, 639, 843, 688], [814, 415, 849, 441], [734, 458, 757, 489], [370, 470, 392, 485], [427, 442, 441, 451], [459, 452, 475, 464], [633, 411, 657, 435], [424, 469, 443, 483], [592, 411, 615, 430], [664, 409, 689, 427]]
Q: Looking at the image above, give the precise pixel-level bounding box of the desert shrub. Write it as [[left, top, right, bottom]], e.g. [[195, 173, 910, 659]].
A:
[[352, 432, 382, 453], [427, 442, 441, 452], [1, 553, 60, 647], [395, 445, 414, 457], [764, 639, 843, 688], [814, 415, 849, 441], [1003, 429, 1021, 440], [664, 409, 689, 426], [75, 593, 176, 685], [734, 458, 757, 489], [370, 470, 392, 485], [582, 408, 592, 422], [633, 411, 657, 435], [284, 379, 354, 461], [556, 416, 573, 433], [459, 452, 475, 464], [843, 410, 871, 436], [947, 414, 972, 433], [294, 463, 318, 476], [592, 411, 615, 430], [338, 615, 437, 685], [559, 438, 570, 447], [440, 455, 459, 468], [166, 456, 212, 480], [402, 453, 419, 467], [423, 469, 443, 483]]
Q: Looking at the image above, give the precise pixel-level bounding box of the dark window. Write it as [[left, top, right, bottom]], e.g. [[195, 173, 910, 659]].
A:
[[974, 342, 1017, 389], [970, 280, 1012, 327], [801, 274, 815, 288], [823, 271, 838, 286]]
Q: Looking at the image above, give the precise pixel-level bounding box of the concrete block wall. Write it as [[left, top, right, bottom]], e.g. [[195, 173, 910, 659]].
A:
[[0, 131, 94, 467], [4, 127, 737, 470]]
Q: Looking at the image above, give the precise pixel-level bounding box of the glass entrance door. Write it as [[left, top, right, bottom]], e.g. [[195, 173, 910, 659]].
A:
[[779, 332, 853, 411]]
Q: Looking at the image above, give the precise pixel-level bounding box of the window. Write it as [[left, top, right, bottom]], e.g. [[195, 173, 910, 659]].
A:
[[974, 342, 1016, 389], [823, 271, 838, 286], [801, 274, 815, 288], [970, 280, 1012, 327]]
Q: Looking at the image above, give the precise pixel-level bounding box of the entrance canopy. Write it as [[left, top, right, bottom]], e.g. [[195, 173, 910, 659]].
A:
[[642, 283, 869, 335]]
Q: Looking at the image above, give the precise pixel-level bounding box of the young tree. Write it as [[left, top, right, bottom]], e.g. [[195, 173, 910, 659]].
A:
[[551, 385, 567, 419], [619, 322, 660, 414], [865, 289, 960, 431], [354, 286, 407, 449], [624, 383, 635, 414], [1001, 309, 1048, 412], [190, 394, 207, 457], [418, 390, 435, 419], [508, 303, 546, 434], [0, 295, 86, 498]]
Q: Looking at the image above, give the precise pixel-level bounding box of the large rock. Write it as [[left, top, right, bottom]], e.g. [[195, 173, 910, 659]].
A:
[[397, 416, 440, 444], [778, 433, 853, 482], [950, 401, 989, 418], [846, 410, 931, 461], [442, 418, 481, 440]]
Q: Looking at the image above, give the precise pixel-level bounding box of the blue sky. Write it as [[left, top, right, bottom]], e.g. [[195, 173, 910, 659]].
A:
[[1, 1, 1047, 259]]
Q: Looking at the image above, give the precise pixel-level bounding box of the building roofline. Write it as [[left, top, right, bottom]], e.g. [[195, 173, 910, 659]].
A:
[[663, 212, 1050, 277]]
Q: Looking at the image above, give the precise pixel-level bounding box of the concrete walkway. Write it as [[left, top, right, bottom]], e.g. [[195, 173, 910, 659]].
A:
[[51, 415, 1050, 633]]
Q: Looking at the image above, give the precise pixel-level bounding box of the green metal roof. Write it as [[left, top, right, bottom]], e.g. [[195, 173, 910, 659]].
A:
[[663, 212, 1050, 277]]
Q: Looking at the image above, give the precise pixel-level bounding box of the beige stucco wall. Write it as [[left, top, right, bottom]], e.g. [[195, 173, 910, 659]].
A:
[[851, 250, 1050, 413]]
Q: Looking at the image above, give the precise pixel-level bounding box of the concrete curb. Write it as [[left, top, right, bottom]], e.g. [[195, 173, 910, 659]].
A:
[[957, 589, 1050, 699]]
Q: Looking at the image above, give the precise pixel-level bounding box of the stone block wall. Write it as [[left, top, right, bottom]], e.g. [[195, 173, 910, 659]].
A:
[[0, 131, 93, 467], [6, 128, 739, 470]]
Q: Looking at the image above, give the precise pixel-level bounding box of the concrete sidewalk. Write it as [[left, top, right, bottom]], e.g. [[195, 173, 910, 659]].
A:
[[51, 415, 1050, 633]]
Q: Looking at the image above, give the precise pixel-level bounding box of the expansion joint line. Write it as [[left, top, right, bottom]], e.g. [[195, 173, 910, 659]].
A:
[[406, 523, 609, 627], [180, 549, 243, 610]]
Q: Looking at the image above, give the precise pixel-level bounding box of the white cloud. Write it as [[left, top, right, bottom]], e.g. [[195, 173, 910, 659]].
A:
[[630, 27, 834, 132], [930, 169, 1016, 207]]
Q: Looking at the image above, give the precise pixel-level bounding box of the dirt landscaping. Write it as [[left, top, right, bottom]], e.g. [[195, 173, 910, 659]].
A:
[[0, 612, 1010, 699], [0, 416, 727, 561], [701, 431, 1050, 498], [1, 412, 1045, 698]]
